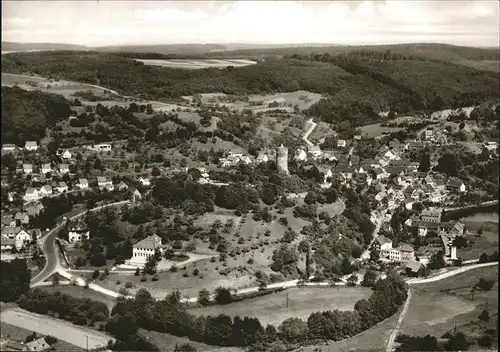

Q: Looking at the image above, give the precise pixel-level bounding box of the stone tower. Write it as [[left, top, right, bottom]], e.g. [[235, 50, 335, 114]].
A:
[[276, 144, 289, 175]]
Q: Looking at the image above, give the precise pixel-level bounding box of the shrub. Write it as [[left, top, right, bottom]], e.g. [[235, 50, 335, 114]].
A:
[[476, 278, 495, 291], [170, 266, 178, 272], [44, 335, 58, 345], [118, 288, 129, 296], [193, 269, 199, 276], [247, 258, 254, 264], [140, 276, 147, 282], [152, 276, 159, 282], [183, 272, 189, 277], [125, 282, 133, 289], [479, 309, 490, 322], [214, 287, 232, 305], [478, 334, 493, 347], [115, 280, 121, 285]]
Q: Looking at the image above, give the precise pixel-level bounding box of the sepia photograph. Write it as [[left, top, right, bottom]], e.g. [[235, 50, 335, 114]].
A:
[[0, 1, 499, 351]]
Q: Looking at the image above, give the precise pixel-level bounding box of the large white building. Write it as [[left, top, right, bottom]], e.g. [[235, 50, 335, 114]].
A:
[[132, 234, 164, 261], [68, 226, 90, 243]]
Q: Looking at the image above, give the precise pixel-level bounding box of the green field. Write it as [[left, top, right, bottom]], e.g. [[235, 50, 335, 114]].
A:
[[190, 286, 372, 327]]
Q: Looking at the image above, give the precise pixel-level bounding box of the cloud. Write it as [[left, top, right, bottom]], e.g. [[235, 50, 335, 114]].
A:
[[4, 17, 33, 28], [133, 8, 209, 22]]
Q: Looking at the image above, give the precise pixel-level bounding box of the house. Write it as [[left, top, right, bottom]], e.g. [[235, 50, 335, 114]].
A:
[[406, 259, 426, 277], [56, 181, 69, 193], [384, 150, 397, 161], [2, 144, 17, 152], [240, 156, 252, 164], [420, 208, 442, 223], [97, 176, 114, 191], [373, 167, 389, 180], [418, 227, 428, 237], [24, 188, 40, 202], [389, 244, 415, 263], [39, 185, 53, 197], [23, 164, 34, 175], [61, 150, 72, 159], [132, 234, 164, 260], [388, 138, 401, 149], [375, 191, 387, 202], [372, 235, 393, 256], [26, 337, 51, 351], [449, 221, 465, 237], [319, 167, 333, 183], [24, 141, 38, 151], [138, 177, 151, 187], [41, 163, 52, 175], [349, 155, 360, 167], [68, 225, 90, 243], [117, 181, 129, 191], [14, 228, 32, 250], [424, 129, 433, 140], [93, 143, 112, 152], [256, 152, 269, 163], [131, 188, 142, 202], [447, 179, 466, 193], [0, 236, 15, 251], [59, 164, 70, 175], [337, 139, 346, 148], [14, 212, 29, 225], [408, 141, 424, 152], [308, 145, 322, 158], [77, 178, 89, 190]]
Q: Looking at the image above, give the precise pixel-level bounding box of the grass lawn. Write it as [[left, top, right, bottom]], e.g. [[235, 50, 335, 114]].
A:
[[139, 329, 241, 352], [189, 286, 372, 327], [40, 285, 117, 311], [401, 266, 498, 338], [458, 220, 498, 260], [1, 321, 84, 351]]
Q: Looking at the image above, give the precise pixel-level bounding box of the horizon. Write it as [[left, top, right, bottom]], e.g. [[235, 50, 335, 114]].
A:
[[2, 1, 500, 47]]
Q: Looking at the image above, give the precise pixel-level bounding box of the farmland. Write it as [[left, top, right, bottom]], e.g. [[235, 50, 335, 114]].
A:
[[401, 266, 498, 338], [136, 58, 257, 69], [189, 286, 372, 327]]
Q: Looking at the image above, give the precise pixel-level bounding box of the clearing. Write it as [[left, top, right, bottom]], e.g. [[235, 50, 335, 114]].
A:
[[189, 286, 372, 327], [0, 308, 113, 350], [357, 123, 404, 138], [135, 58, 257, 69], [401, 266, 498, 337]]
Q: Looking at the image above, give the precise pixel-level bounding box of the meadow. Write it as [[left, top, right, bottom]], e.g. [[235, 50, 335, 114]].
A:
[[136, 58, 257, 69]]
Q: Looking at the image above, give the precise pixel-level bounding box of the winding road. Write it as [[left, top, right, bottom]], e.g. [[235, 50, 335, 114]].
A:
[[386, 289, 412, 352]]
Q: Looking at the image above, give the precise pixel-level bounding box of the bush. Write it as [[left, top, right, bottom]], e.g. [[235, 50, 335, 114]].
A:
[[476, 278, 495, 291], [214, 287, 232, 305], [193, 269, 199, 276], [140, 276, 147, 282], [478, 334, 493, 347], [118, 288, 129, 296], [170, 266, 178, 272], [183, 272, 189, 277], [479, 309, 490, 322], [125, 282, 133, 289], [152, 276, 159, 282], [44, 335, 58, 345], [116, 280, 121, 285]]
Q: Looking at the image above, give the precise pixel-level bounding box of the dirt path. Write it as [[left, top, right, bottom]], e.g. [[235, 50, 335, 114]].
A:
[[385, 289, 412, 352], [0, 308, 113, 350]]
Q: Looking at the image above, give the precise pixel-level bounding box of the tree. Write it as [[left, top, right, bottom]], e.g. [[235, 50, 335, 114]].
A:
[[144, 253, 159, 275], [198, 289, 211, 306], [418, 151, 431, 172], [214, 287, 232, 305], [346, 274, 358, 286], [151, 167, 161, 177], [304, 191, 317, 205], [92, 269, 100, 280], [477, 334, 493, 348], [476, 278, 495, 291], [476, 227, 483, 237], [106, 313, 138, 341], [428, 250, 445, 270], [444, 332, 469, 351], [279, 317, 308, 342], [341, 257, 354, 275], [361, 269, 378, 287], [478, 252, 488, 263], [0, 259, 31, 302], [478, 309, 490, 322]]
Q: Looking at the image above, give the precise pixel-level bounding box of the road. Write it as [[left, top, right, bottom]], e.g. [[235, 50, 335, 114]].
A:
[[302, 118, 317, 148], [386, 289, 412, 352], [360, 212, 385, 261], [31, 200, 131, 287], [1, 308, 113, 350]]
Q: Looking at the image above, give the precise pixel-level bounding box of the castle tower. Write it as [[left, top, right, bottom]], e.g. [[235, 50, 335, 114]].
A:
[[276, 144, 289, 175]]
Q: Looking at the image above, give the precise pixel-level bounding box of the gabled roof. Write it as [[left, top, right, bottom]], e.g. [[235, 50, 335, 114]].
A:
[[40, 185, 52, 192], [42, 163, 51, 169], [25, 187, 38, 194], [26, 338, 50, 351], [376, 235, 392, 246], [406, 259, 423, 272], [399, 244, 414, 252], [134, 234, 163, 250], [79, 178, 89, 184], [25, 141, 38, 147], [23, 164, 33, 169], [58, 181, 68, 187], [97, 176, 107, 183]]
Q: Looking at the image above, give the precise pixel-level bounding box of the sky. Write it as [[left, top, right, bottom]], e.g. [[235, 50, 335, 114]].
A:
[[2, 1, 499, 47]]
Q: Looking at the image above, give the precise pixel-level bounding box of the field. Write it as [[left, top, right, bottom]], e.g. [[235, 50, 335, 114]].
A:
[[183, 90, 323, 112], [401, 266, 498, 338], [458, 213, 499, 259], [139, 329, 241, 352], [454, 60, 500, 73], [136, 58, 257, 69], [0, 308, 113, 350], [190, 286, 372, 327], [357, 123, 404, 138], [40, 285, 117, 310], [1, 320, 84, 351]]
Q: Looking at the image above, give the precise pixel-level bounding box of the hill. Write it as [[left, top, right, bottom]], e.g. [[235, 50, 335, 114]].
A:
[[1, 50, 498, 130], [1, 42, 87, 52], [1, 86, 72, 144]]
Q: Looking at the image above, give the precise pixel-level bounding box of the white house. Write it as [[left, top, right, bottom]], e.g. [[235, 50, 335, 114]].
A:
[[56, 182, 69, 193], [2, 144, 16, 152], [132, 234, 164, 261], [62, 150, 72, 159], [295, 148, 307, 161], [59, 164, 70, 175], [309, 145, 322, 158], [24, 188, 40, 202], [24, 141, 38, 151], [68, 227, 90, 243], [240, 156, 252, 164], [23, 164, 33, 175], [94, 144, 112, 152], [256, 152, 269, 163], [14, 228, 32, 250], [373, 235, 393, 257], [14, 212, 29, 225], [98, 176, 114, 191], [1, 236, 15, 251], [77, 178, 89, 190], [41, 163, 52, 175], [138, 177, 151, 187], [39, 185, 53, 197], [390, 244, 415, 263], [337, 139, 347, 148], [117, 181, 129, 191]]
